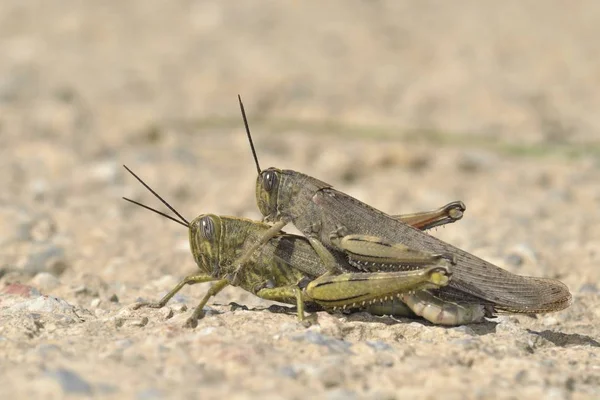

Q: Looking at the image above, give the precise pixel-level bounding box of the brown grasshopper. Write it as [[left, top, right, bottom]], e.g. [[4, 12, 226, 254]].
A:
[[123, 166, 470, 327], [232, 96, 572, 325]]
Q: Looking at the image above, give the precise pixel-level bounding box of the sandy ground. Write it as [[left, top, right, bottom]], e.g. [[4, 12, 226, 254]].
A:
[[1, 1, 600, 399]]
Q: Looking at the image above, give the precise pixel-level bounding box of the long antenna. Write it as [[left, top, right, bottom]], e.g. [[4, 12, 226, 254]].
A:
[[122, 165, 190, 226], [238, 94, 261, 175], [122, 197, 188, 228]]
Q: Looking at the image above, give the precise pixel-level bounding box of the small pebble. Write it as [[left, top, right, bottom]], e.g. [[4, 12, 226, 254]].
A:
[[450, 338, 479, 349], [94, 309, 108, 317], [366, 340, 393, 352], [171, 304, 188, 313], [7, 295, 77, 317], [279, 322, 301, 334], [116, 307, 133, 319], [374, 352, 395, 367], [290, 330, 353, 354], [514, 369, 528, 383], [197, 327, 216, 336], [452, 325, 476, 336], [1, 283, 41, 298], [505, 243, 538, 267], [90, 298, 101, 308], [161, 307, 174, 320], [29, 180, 49, 201], [29, 216, 57, 242], [136, 388, 163, 400], [316, 312, 343, 339], [24, 244, 68, 276], [96, 383, 119, 395], [279, 365, 298, 379], [77, 274, 109, 297], [578, 283, 598, 293], [542, 316, 559, 326], [90, 161, 119, 184], [35, 343, 63, 358], [326, 388, 357, 400], [457, 150, 497, 173], [320, 367, 345, 388], [125, 317, 149, 328], [72, 286, 88, 295], [30, 272, 60, 292]]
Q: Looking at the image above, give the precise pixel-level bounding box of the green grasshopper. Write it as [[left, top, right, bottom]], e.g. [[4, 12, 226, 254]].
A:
[[123, 166, 467, 327], [232, 96, 573, 325]]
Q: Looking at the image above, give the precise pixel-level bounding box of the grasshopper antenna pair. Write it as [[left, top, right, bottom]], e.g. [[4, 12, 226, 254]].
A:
[[123, 94, 256, 226], [122, 165, 189, 229]]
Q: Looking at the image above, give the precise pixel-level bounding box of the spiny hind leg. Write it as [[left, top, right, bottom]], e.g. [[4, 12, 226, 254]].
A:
[[256, 280, 324, 327], [392, 201, 466, 230], [305, 265, 450, 309], [257, 283, 314, 322], [400, 291, 486, 325], [329, 232, 456, 272]]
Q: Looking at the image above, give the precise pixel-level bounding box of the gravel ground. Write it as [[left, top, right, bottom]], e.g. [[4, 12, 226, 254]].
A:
[[1, 2, 599, 399]]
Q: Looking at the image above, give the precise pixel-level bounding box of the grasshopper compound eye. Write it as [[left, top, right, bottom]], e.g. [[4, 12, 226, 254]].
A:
[[262, 171, 278, 192], [200, 216, 215, 240]]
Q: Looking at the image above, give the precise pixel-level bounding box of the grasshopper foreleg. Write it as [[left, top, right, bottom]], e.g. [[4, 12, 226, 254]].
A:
[[185, 279, 229, 328], [230, 220, 288, 282], [133, 274, 230, 328], [133, 274, 219, 310], [307, 235, 346, 273]]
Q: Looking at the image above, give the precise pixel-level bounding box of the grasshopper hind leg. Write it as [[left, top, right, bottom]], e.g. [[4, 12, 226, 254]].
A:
[[305, 265, 450, 309], [392, 201, 466, 231], [400, 291, 487, 325], [256, 284, 311, 321]]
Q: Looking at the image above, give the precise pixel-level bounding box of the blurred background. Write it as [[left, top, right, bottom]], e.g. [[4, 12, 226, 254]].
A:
[[2, 0, 600, 313], [1, 2, 600, 397]]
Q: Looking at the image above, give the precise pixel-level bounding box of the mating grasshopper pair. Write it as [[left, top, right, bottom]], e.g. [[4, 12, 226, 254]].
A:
[[124, 96, 572, 327], [124, 166, 465, 327]]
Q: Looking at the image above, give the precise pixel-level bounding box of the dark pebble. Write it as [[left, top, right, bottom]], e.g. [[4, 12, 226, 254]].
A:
[[47, 368, 92, 395]]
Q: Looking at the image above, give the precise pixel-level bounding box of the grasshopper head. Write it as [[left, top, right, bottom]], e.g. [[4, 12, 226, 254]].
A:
[[256, 167, 333, 223], [189, 214, 223, 276], [255, 167, 283, 221]]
